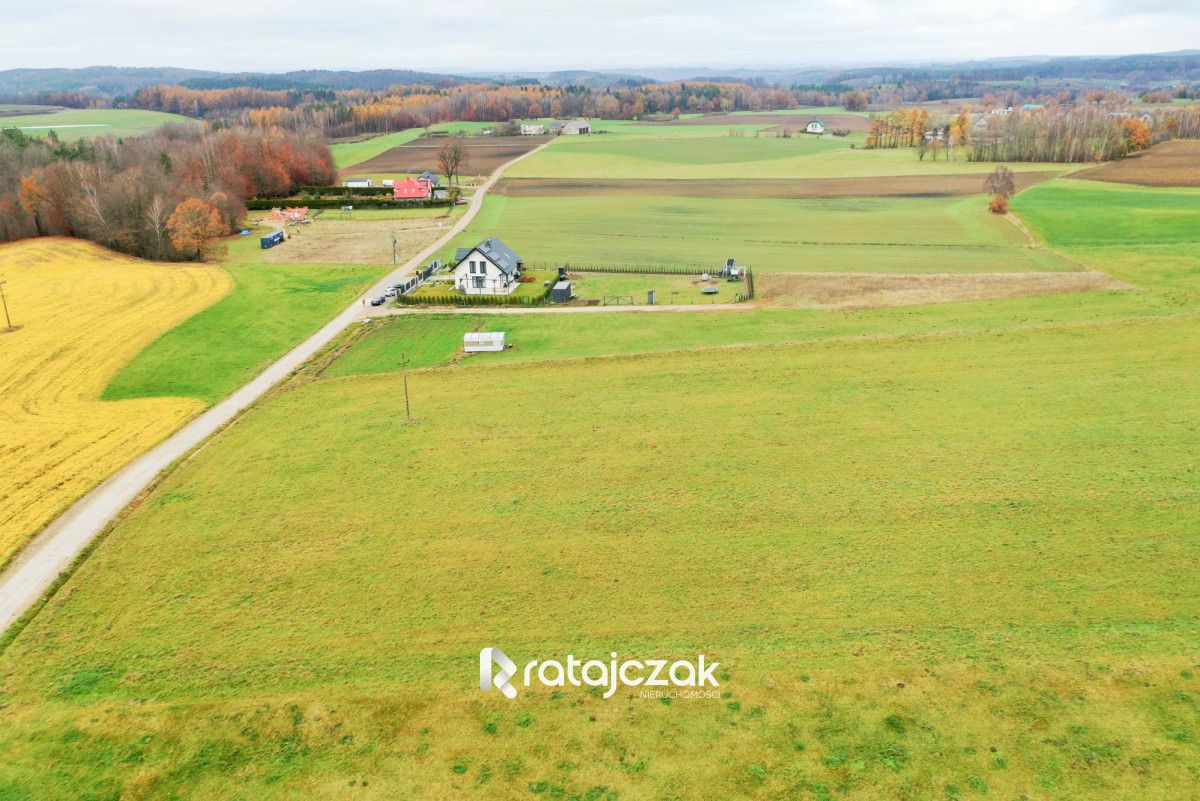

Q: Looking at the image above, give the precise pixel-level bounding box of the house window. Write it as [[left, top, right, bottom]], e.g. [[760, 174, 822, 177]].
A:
[[472, 275, 485, 289]]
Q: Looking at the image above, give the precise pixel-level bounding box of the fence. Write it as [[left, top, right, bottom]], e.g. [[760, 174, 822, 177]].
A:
[[523, 261, 756, 302], [395, 284, 554, 307]]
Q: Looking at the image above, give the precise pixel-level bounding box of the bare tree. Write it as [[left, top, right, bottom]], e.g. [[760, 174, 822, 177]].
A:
[[437, 139, 469, 186], [984, 165, 1016, 198]]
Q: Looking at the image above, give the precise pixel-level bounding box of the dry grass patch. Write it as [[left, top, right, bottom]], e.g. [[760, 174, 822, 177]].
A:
[[1076, 140, 1200, 187], [0, 238, 230, 563], [757, 270, 1132, 309], [260, 213, 457, 265]]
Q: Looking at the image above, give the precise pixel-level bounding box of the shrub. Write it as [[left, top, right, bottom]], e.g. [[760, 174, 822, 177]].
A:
[[988, 195, 1010, 214]]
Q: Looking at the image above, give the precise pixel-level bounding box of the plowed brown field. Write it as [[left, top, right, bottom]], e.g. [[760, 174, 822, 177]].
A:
[[347, 135, 549, 178], [1076, 140, 1200, 187]]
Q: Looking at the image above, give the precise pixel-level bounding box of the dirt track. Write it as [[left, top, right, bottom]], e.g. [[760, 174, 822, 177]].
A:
[[348, 136, 550, 178], [1076, 140, 1200, 187], [494, 172, 1056, 199]]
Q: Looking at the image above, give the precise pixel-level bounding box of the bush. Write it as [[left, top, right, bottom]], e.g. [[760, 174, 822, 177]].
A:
[[988, 195, 1010, 214]]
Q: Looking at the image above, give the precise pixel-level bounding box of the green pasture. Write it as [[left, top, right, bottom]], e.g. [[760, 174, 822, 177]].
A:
[[0, 107, 197, 140], [439, 193, 1076, 273], [2, 312, 1198, 799], [508, 130, 1073, 179]]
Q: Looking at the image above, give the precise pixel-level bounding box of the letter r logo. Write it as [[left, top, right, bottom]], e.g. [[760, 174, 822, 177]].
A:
[[480, 647, 518, 699]]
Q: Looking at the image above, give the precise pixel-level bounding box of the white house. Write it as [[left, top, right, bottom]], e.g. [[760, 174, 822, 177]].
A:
[[521, 123, 546, 135], [345, 178, 373, 188], [453, 237, 523, 295], [805, 117, 825, 135], [562, 120, 591, 135]]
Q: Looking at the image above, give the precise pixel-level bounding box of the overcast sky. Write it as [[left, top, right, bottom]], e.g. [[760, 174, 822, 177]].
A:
[[2, 0, 1199, 73]]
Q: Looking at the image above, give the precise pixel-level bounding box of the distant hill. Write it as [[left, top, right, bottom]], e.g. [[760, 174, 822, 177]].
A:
[[0, 66, 215, 95]]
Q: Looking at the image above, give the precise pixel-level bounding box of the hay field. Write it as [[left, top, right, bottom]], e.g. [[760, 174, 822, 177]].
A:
[[1, 314, 1197, 799], [0, 238, 230, 564], [1075, 139, 1200, 187]]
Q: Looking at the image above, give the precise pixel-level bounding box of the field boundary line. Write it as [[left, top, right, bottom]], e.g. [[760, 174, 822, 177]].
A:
[[0, 140, 553, 636]]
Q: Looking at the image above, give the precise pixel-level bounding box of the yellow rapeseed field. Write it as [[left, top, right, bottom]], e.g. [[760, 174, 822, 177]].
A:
[[0, 238, 231, 565]]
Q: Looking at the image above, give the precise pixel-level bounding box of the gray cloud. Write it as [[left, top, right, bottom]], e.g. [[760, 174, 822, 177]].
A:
[[0, 0, 1198, 72]]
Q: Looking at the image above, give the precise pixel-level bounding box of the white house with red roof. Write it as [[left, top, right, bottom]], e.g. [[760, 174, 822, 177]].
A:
[[393, 178, 432, 200]]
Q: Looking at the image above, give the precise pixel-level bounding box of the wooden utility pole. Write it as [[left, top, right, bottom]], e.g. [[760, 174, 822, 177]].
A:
[[399, 353, 412, 422], [0, 276, 12, 330], [391, 230, 399, 265]]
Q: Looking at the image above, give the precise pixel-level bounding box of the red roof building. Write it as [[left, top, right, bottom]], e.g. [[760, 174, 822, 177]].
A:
[[393, 178, 432, 200]]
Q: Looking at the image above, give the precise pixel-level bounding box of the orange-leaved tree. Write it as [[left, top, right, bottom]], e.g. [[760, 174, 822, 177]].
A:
[[1121, 117, 1152, 154], [167, 198, 226, 260]]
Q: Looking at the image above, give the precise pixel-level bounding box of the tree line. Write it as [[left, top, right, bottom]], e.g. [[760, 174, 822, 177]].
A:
[[0, 126, 334, 259], [126, 81, 856, 138]]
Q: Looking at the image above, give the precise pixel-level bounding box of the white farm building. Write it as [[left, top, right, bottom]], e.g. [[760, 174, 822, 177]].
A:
[[453, 238, 524, 295], [805, 118, 825, 135]]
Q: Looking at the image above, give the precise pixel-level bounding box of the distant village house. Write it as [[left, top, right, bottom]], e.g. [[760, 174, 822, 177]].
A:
[[805, 117, 825, 135], [561, 120, 591, 135], [521, 123, 546, 135]]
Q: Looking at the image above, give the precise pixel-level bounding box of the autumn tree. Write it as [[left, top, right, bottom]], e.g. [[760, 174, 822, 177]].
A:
[[1121, 117, 1152, 153], [437, 139, 469, 186], [167, 198, 225, 260]]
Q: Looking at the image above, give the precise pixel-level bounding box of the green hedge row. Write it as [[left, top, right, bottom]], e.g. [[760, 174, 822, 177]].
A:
[[298, 185, 394, 197], [395, 288, 552, 307], [245, 197, 455, 210]]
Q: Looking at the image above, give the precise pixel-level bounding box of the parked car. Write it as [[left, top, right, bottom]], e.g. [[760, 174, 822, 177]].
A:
[[369, 295, 387, 306]]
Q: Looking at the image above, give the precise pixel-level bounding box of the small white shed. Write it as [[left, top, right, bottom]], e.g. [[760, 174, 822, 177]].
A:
[[464, 332, 506, 352]]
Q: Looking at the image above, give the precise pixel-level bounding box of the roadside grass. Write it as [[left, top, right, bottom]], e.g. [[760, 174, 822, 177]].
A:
[[0, 238, 229, 565], [438, 193, 1077, 273], [330, 285, 1170, 376], [1, 315, 1198, 799], [0, 107, 198, 140], [322, 315, 475, 377]]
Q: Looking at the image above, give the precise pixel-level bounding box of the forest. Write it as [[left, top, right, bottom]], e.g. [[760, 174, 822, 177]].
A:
[[0, 126, 334, 259]]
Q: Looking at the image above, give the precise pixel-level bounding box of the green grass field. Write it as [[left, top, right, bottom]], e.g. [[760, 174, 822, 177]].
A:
[[103, 229, 399, 405], [4, 126, 1200, 801], [440, 193, 1076, 273], [0, 107, 198, 140], [2, 312, 1197, 800], [507, 131, 1075, 180]]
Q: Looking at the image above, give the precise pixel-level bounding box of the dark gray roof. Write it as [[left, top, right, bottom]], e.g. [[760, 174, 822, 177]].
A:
[[465, 237, 522, 276], [455, 247, 472, 261]]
